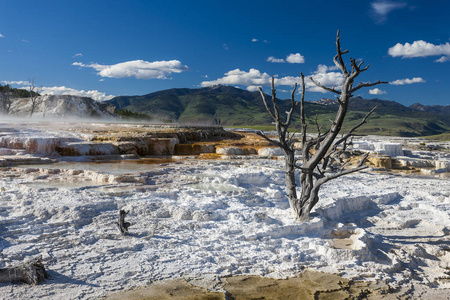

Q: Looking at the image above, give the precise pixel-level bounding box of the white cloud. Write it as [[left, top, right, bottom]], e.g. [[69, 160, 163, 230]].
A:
[[1, 81, 114, 101], [223, 43, 229, 50], [274, 76, 302, 86], [306, 65, 344, 92], [72, 62, 88, 68], [263, 40, 269, 44], [390, 77, 425, 85], [370, 0, 407, 23], [22, 39, 30, 43], [369, 88, 387, 95], [267, 56, 285, 63], [2, 80, 28, 86], [200, 64, 344, 94], [435, 56, 450, 63], [388, 40, 450, 61], [41, 86, 115, 101], [251, 38, 258, 42], [201, 68, 271, 87], [267, 53, 305, 64], [72, 53, 83, 58], [0, 34, 4, 38], [246, 85, 260, 92], [286, 53, 305, 64], [72, 59, 189, 79]]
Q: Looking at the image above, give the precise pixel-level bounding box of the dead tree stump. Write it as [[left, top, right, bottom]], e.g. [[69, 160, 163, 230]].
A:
[[116, 209, 131, 235], [0, 256, 48, 285]]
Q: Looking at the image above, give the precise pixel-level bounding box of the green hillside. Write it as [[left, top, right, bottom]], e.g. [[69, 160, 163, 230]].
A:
[[106, 86, 450, 137]]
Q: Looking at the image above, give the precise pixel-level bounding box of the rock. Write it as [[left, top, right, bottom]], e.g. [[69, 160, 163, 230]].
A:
[[396, 157, 434, 168], [353, 141, 403, 157], [56, 142, 120, 156], [0, 136, 25, 150], [0, 136, 79, 156], [352, 141, 375, 151], [257, 147, 284, 156], [24, 138, 60, 156], [374, 142, 403, 157], [435, 160, 450, 171], [10, 95, 119, 119], [216, 147, 256, 155], [114, 141, 148, 156], [146, 138, 179, 155], [367, 155, 392, 169], [174, 143, 216, 155], [0, 148, 15, 155]]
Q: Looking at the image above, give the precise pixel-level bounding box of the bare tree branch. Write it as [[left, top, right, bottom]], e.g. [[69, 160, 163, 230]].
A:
[[256, 131, 282, 148], [318, 165, 368, 185], [28, 78, 42, 117], [358, 152, 370, 167], [299, 73, 306, 126], [332, 105, 378, 151], [334, 30, 348, 75], [295, 165, 323, 180], [285, 82, 298, 128], [270, 77, 280, 122], [309, 77, 341, 94], [351, 80, 388, 94], [258, 86, 276, 121]]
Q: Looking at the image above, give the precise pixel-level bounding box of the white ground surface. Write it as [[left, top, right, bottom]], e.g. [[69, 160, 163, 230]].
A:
[[0, 131, 449, 299]]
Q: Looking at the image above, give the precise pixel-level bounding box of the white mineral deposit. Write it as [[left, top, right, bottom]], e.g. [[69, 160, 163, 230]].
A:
[[0, 122, 449, 299]]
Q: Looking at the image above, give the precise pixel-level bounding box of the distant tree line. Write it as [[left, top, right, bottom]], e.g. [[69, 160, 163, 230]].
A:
[[115, 109, 153, 121], [0, 83, 40, 98]]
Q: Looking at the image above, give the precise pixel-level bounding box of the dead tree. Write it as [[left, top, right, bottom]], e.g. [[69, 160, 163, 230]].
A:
[[116, 210, 131, 235], [0, 256, 48, 285], [28, 78, 42, 117], [258, 31, 387, 221], [0, 84, 12, 115]]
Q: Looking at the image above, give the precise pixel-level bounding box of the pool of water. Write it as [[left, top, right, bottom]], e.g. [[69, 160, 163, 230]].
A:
[[21, 157, 177, 175], [22, 179, 105, 189], [89, 185, 155, 195]]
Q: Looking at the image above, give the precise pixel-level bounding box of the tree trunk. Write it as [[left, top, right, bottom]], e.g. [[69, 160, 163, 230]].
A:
[[284, 150, 300, 217], [0, 256, 48, 285], [283, 147, 320, 221], [297, 175, 320, 221], [285, 166, 320, 221], [116, 209, 130, 235]]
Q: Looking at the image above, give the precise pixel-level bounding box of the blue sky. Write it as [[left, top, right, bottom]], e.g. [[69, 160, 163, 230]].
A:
[[0, 0, 449, 106]]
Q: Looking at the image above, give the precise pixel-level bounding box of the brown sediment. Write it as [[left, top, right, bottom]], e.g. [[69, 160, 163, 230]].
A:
[[103, 270, 392, 300], [104, 280, 225, 300]]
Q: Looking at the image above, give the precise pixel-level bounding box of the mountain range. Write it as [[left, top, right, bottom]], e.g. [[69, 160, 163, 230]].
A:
[[107, 85, 450, 137], [2, 84, 449, 137]]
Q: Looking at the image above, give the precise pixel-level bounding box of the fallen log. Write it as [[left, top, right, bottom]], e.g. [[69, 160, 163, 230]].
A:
[[0, 256, 48, 285]]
